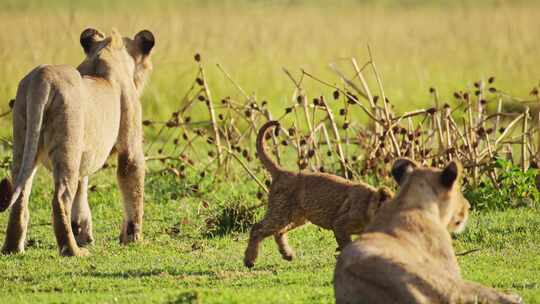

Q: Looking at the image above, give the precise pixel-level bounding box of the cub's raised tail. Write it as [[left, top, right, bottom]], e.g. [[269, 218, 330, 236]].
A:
[[256, 120, 284, 178]]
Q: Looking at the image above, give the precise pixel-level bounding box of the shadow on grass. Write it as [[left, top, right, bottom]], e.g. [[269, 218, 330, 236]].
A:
[[82, 269, 215, 279]]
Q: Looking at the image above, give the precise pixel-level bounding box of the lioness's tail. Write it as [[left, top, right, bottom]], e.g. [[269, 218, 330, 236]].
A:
[[0, 73, 49, 212], [256, 120, 283, 178]]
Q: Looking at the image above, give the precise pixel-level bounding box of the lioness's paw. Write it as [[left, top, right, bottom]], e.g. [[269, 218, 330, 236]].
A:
[[75, 233, 94, 247], [60, 246, 90, 257], [1, 245, 25, 255], [119, 221, 142, 245]]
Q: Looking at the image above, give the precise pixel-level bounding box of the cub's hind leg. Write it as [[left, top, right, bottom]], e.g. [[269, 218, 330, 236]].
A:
[[244, 191, 296, 268], [71, 176, 94, 247], [274, 217, 307, 261]]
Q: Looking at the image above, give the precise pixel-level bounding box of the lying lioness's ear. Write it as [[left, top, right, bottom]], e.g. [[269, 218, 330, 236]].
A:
[[134, 30, 155, 55], [80, 28, 105, 54], [440, 160, 462, 188], [377, 186, 393, 203], [391, 158, 417, 185]]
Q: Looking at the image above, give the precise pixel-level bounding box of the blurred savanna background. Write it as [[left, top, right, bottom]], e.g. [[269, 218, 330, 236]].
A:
[[1, 1, 540, 303], [1, 0, 540, 125]]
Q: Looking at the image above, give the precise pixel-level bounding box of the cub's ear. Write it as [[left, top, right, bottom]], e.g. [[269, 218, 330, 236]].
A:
[[391, 158, 418, 185], [134, 30, 155, 55], [440, 160, 462, 188], [80, 28, 105, 54]]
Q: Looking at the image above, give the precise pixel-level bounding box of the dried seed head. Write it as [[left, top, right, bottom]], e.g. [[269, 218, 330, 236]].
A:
[[375, 149, 381, 157], [179, 165, 186, 172], [261, 100, 268, 107], [339, 108, 346, 116], [474, 82, 480, 88], [474, 90, 481, 96], [426, 107, 436, 115], [480, 99, 487, 105], [407, 133, 414, 140], [142, 120, 152, 126], [499, 127, 505, 133], [207, 137, 214, 144], [351, 155, 358, 161], [530, 87, 539, 96], [327, 151, 332, 157], [313, 98, 320, 106], [257, 191, 263, 199], [319, 166, 325, 172], [297, 95, 304, 104], [158, 149, 163, 154], [244, 109, 252, 118], [463, 92, 470, 100], [488, 87, 497, 93], [221, 98, 228, 105], [194, 53, 201, 62], [443, 103, 450, 109], [299, 138, 307, 146], [185, 116, 192, 123], [429, 87, 436, 93], [173, 139, 179, 145], [400, 128, 407, 135], [281, 140, 288, 146], [166, 121, 177, 128], [333, 90, 340, 100], [274, 127, 280, 137], [250, 102, 258, 109], [453, 92, 462, 99], [208, 151, 216, 157], [307, 149, 315, 158], [383, 155, 391, 163], [347, 93, 358, 105], [488, 76, 495, 84], [200, 172, 206, 178], [8, 99, 15, 108], [486, 127, 493, 134], [218, 114, 224, 120], [373, 96, 379, 103], [242, 149, 248, 158], [288, 128, 296, 136], [343, 122, 350, 130], [198, 95, 206, 101], [264, 180, 271, 187], [298, 161, 308, 170], [285, 107, 293, 114], [196, 78, 204, 86]]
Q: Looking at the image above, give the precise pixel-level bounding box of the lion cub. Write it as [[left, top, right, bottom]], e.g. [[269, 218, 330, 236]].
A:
[[243, 121, 393, 268], [334, 158, 522, 304]]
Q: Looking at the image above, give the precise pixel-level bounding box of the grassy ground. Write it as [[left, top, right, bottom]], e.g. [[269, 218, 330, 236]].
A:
[[0, 169, 539, 303]]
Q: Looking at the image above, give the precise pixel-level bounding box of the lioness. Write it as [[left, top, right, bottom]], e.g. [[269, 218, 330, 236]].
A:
[[334, 158, 521, 304], [0, 28, 155, 257], [244, 120, 394, 268]]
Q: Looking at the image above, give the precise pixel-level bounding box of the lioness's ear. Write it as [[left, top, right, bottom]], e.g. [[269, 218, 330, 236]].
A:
[[80, 28, 105, 54], [134, 30, 155, 55], [440, 161, 462, 188], [391, 158, 417, 185]]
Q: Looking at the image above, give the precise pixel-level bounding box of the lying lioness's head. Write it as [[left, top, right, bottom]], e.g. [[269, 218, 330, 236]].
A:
[[391, 158, 470, 234], [77, 28, 155, 94]]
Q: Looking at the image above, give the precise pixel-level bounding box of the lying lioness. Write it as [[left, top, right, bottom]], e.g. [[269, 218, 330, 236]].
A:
[[244, 121, 393, 268], [0, 28, 154, 257], [334, 158, 522, 304]]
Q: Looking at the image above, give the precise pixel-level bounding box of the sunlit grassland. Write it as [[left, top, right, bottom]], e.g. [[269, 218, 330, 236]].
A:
[[0, 0, 539, 127]]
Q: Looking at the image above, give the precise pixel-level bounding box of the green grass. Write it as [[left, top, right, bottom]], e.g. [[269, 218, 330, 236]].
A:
[[0, 168, 538, 303]]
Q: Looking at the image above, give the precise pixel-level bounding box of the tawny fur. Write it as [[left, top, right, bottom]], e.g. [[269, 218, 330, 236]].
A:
[[334, 158, 522, 304], [0, 28, 155, 257], [243, 121, 394, 268]]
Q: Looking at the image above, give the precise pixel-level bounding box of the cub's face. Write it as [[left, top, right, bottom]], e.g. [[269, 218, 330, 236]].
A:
[[391, 158, 470, 234], [366, 186, 394, 220]]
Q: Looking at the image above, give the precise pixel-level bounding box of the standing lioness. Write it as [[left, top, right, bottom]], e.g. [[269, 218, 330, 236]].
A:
[[334, 159, 521, 304], [0, 28, 155, 257]]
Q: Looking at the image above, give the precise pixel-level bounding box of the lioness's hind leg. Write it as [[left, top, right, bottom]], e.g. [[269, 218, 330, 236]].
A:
[[2, 109, 36, 255], [1, 169, 36, 254], [71, 176, 94, 247], [117, 151, 145, 245]]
